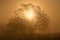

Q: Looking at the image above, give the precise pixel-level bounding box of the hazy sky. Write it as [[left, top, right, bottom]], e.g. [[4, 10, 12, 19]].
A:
[[0, 0, 60, 33]]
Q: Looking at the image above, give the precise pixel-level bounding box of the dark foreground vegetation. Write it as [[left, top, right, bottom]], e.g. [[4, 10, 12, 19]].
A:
[[0, 33, 60, 40]]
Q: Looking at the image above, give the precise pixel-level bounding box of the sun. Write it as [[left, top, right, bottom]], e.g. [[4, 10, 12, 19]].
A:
[[24, 9, 35, 20]]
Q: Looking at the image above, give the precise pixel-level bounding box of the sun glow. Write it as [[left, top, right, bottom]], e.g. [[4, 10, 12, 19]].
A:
[[24, 9, 35, 20]]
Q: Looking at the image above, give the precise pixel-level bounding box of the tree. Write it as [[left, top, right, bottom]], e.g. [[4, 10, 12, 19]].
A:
[[7, 3, 50, 33]]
